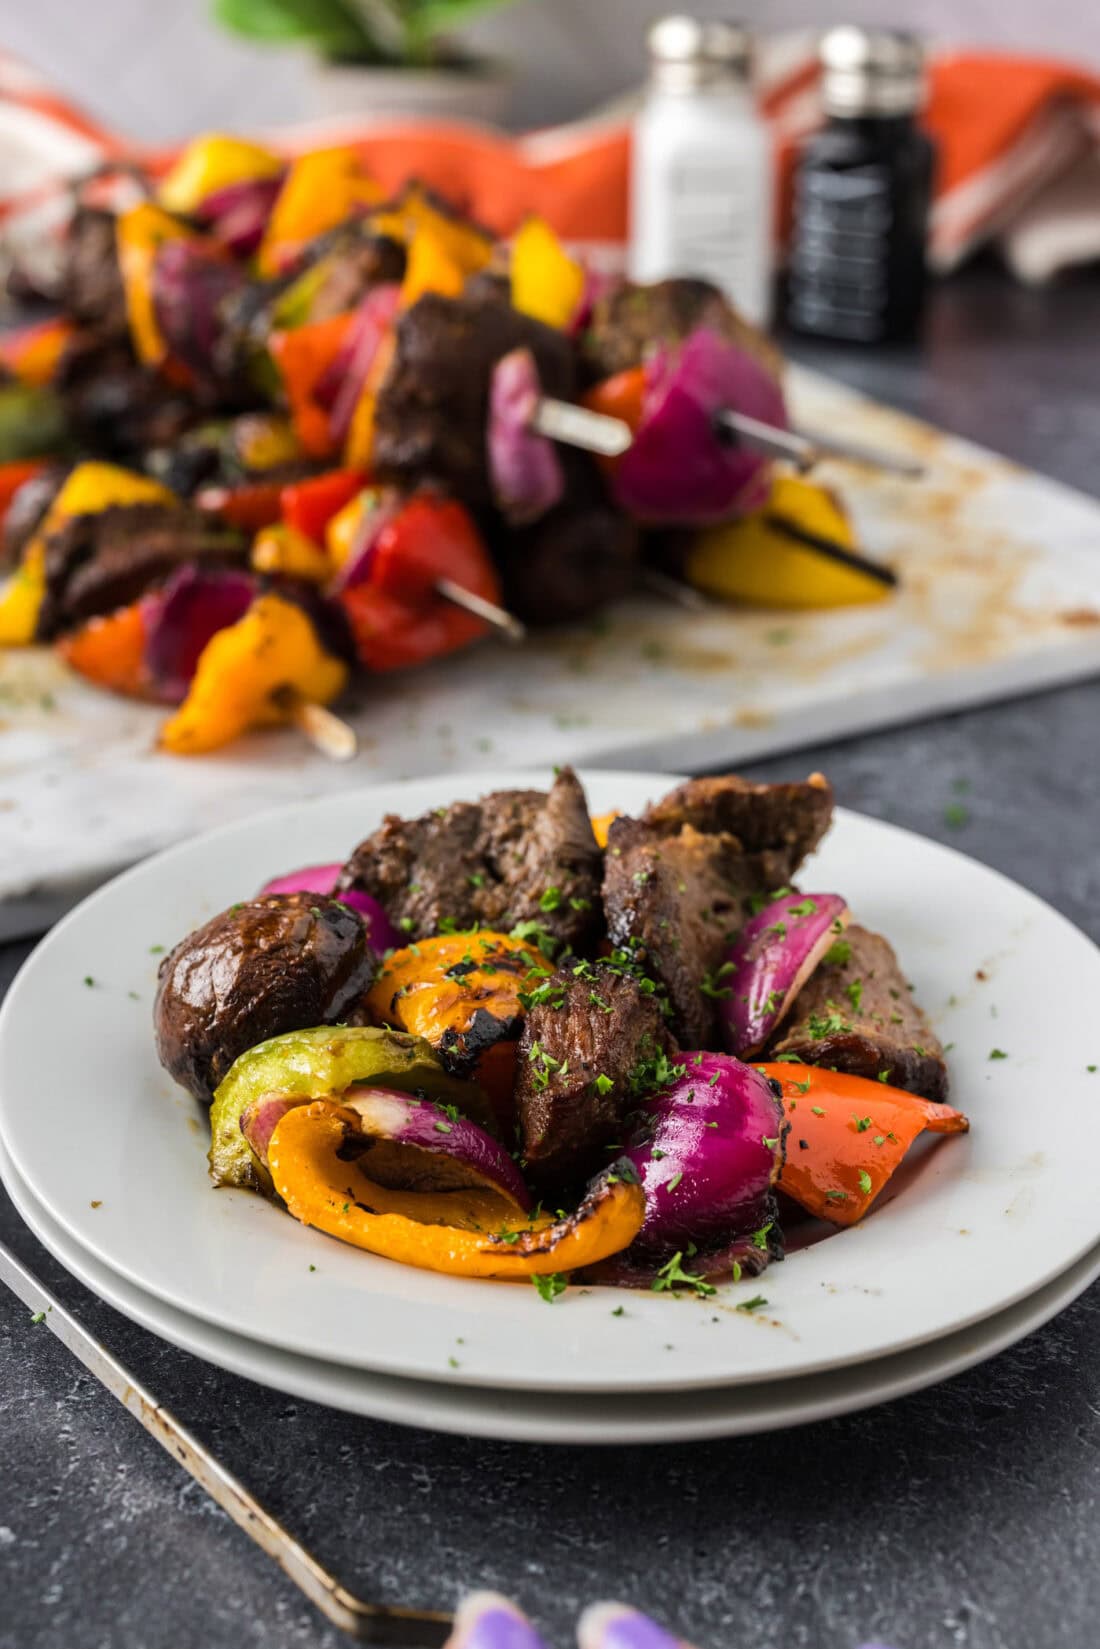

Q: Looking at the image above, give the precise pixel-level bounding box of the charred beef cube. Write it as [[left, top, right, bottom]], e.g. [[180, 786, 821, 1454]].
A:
[[603, 772, 834, 1048], [58, 207, 129, 333], [37, 502, 246, 640], [515, 963, 677, 1189], [492, 452, 639, 625], [293, 224, 406, 321], [643, 773, 834, 879], [1, 464, 66, 572], [579, 277, 784, 386], [372, 292, 576, 508], [55, 330, 212, 459], [766, 923, 948, 1101], [339, 767, 602, 951], [154, 893, 377, 1104]]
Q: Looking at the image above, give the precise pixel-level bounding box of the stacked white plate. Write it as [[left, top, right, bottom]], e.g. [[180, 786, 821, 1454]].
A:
[[3, 771, 1099, 1445]]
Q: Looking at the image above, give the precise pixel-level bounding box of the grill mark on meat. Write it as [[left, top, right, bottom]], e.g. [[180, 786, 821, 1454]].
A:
[[339, 767, 602, 950], [603, 773, 834, 1047], [515, 965, 676, 1190], [36, 502, 247, 639], [767, 923, 948, 1101]]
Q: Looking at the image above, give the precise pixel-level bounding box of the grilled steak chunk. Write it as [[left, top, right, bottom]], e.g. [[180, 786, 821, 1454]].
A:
[[515, 964, 675, 1188], [493, 453, 639, 625], [580, 277, 783, 385], [154, 893, 377, 1104], [372, 291, 576, 507], [56, 330, 210, 459], [339, 767, 602, 950], [767, 923, 948, 1101], [37, 502, 246, 639], [1, 465, 65, 572], [603, 773, 834, 1047], [59, 207, 128, 333]]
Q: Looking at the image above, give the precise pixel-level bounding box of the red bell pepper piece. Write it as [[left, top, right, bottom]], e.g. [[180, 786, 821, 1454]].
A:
[[337, 495, 500, 672], [281, 469, 366, 546], [195, 479, 286, 533], [0, 459, 48, 535]]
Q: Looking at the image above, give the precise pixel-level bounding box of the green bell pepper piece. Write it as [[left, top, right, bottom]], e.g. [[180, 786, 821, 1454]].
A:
[[209, 1024, 490, 1195]]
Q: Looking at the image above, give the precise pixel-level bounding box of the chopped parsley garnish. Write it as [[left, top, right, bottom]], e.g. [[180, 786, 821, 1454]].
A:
[[858, 1170, 873, 1194], [748, 886, 792, 915], [844, 978, 864, 1013], [825, 1190, 848, 1202], [611, 1305, 625, 1317], [736, 1295, 767, 1313], [810, 1106, 825, 1117], [989, 1047, 1009, 1060], [763, 989, 784, 1015], [853, 1116, 872, 1133], [823, 938, 852, 966], [593, 1073, 615, 1097], [510, 919, 559, 959], [785, 899, 817, 918], [666, 1171, 683, 1191], [877, 1070, 891, 1082], [83, 976, 95, 988], [518, 977, 566, 1012], [467, 872, 485, 888], [700, 962, 736, 1000], [569, 896, 592, 912], [651, 1251, 715, 1298], [807, 1008, 852, 1039], [873, 1134, 885, 1146], [531, 1273, 567, 1303], [751, 1221, 773, 1251], [761, 1136, 779, 1151], [30, 1311, 46, 1325], [398, 916, 415, 933], [793, 1079, 811, 1094], [539, 885, 563, 911], [434, 1121, 453, 1134]]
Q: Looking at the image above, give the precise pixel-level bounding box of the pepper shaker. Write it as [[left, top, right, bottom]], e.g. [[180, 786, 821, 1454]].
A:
[[784, 27, 937, 343]]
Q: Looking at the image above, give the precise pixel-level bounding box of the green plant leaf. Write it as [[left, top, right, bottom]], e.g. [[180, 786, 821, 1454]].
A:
[[401, 0, 519, 53], [212, 0, 379, 59]]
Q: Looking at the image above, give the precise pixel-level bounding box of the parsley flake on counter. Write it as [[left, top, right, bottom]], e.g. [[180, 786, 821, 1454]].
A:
[[944, 802, 970, 829], [989, 1048, 1009, 1060], [532, 1273, 568, 1304], [611, 1306, 625, 1318], [30, 1311, 46, 1325], [83, 976, 95, 988]]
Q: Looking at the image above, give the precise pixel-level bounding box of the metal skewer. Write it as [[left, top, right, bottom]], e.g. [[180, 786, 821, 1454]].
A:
[[285, 694, 360, 762], [531, 397, 924, 480], [764, 513, 898, 588], [0, 1241, 452, 1647]]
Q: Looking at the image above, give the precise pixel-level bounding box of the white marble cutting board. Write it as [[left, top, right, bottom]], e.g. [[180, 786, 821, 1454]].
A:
[[3, 364, 1100, 938]]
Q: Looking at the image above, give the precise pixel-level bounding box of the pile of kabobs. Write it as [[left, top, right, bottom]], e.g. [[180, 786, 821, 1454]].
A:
[[0, 135, 912, 755]]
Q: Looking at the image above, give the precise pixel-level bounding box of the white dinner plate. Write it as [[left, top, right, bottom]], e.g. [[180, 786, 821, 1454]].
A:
[[2, 770, 1099, 1395], [5, 1136, 1100, 1444]]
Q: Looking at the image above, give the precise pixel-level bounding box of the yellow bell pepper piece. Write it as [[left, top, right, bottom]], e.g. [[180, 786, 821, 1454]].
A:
[[116, 203, 191, 366], [399, 224, 468, 308], [258, 148, 384, 276], [159, 593, 348, 755], [0, 464, 177, 646], [369, 185, 492, 277], [325, 488, 371, 570], [231, 413, 302, 473], [157, 133, 283, 214], [510, 216, 585, 330], [52, 462, 176, 519], [250, 523, 332, 583], [0, 541, 47, 645], [686, 475, 892, 609]]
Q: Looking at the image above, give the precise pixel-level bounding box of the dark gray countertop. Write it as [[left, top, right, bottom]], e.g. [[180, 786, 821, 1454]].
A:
[[3, 264, 1100, 1649]]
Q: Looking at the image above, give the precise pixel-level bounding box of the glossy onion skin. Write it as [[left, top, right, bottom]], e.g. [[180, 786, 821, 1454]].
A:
[[612, 328, 787, 523], [720, 892, 850, 1057], [242, 1082, 532, 1212], [488, 347, 565, 525], [622, 1051, 785, 1252]]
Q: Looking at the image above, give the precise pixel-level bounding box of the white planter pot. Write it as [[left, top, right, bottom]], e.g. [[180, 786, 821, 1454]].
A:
[[309, 60, 514, 128]]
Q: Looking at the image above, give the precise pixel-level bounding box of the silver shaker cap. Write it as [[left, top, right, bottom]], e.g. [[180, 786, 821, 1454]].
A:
[[819, 26, 925, 117], [647, 15, 753, 91]]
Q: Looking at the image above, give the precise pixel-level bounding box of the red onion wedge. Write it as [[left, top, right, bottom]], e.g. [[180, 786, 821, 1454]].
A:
[[241, 1084, 531, 1212], [151, 239, 247, 377], [195, 175, 285, 257], [257, 864, 403, 953], [143, 566, 256, 703], [317, 282, 401, 439], [612, 326, 787, 523], [621, 1052, 785, 1254], [488, 347, 565, 524], [720, 892, 850, 1058]]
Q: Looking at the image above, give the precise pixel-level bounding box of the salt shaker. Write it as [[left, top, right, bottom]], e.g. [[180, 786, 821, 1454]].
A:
[[784, 27, 937, 343], [630, 15, 774, 327]]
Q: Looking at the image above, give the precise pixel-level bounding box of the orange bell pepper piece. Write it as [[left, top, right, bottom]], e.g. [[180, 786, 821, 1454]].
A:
[[758, 1064, 969, 1226], [57, 601, 149, 697], [367, 932, 547, 1122], [589, 810, 620, 850], [269, 314, 354, 459], [159, 592, 347, 755], [0, 318, 74, 386], [258, 148, 384, 276], [268, 1100, 645, 1279], [583, 366, 647, 434]]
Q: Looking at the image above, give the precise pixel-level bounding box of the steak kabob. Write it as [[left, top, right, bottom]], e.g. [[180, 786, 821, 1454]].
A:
[[0, 136, 916, 755]]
